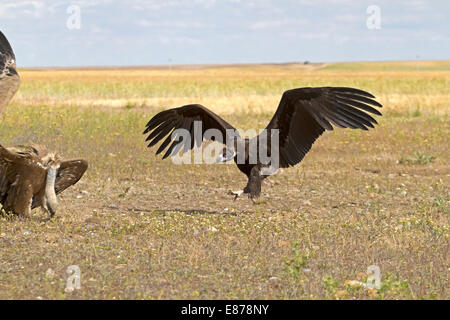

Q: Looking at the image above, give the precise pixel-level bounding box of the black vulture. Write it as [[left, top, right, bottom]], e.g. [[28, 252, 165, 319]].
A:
[[144, 87, 382, 202]]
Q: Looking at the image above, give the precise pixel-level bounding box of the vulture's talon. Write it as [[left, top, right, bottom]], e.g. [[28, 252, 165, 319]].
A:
[[230, 190, 244, 201]]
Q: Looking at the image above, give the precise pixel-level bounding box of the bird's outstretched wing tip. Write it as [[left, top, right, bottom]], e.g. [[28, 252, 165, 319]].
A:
[[0, 31, 15, 59]]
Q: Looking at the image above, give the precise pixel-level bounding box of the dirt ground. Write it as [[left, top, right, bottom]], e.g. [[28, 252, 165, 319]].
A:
[[0, 62, 448, 299]]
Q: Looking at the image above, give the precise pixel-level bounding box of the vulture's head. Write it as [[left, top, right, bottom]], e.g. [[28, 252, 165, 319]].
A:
[[216, 146, 236, 163], [41, 152, 61, 170]]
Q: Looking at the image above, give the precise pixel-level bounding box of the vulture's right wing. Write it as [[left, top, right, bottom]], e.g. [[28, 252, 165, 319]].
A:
[[144, 104, 238, 159], [0, 144, 48, 215], [0, 31, 21, 116], [0, 143, 27, 205], [0, 143, 23, 182]]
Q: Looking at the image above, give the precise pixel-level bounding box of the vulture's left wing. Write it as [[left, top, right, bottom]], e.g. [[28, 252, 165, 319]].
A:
[[0, 31, 20, 116], [55, 159, 88, 194], [264, 87, 382, 168]]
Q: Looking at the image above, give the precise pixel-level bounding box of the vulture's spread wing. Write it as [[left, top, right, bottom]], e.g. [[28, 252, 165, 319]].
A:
[[144, 104, 238, 159], [0, 144, 17, 204], [0, 31, 20, 116], [0, 143, 25, 184], [264, 87, 382, 168], [0, 32, 16, 63], [55, 159, 88, 194], [0, 144, 44, 210]]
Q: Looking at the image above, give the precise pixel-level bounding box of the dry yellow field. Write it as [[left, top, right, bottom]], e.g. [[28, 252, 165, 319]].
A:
[[0, 61, 448, 299]]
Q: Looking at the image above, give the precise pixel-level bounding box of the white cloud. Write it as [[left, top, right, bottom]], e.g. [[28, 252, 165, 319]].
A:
[[0, 0, 114, 19], [137, 19, 210, 29], [0, 1, 45, 18], [250, 18, 309, 30], [158, 35, 201, 45], [295, 0, 354, 6]]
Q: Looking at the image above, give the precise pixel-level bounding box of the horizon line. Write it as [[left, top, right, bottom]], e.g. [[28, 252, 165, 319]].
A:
[[18, 58, 450, 71]]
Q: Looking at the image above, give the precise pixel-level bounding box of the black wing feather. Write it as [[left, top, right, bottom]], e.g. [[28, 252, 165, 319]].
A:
[[0, 31, 16, 62], [144, 104, 237, 158], [264, 87, 382, 168]]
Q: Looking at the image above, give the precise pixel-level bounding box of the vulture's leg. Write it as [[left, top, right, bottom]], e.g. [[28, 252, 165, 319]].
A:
[[39, 205, 52, 221], [229, 167, 262, 202], [244, 166, 262, 203], [39, 197, 55, 219]]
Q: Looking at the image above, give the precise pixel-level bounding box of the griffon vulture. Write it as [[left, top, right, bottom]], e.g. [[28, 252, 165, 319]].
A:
[[144, 87, 382, 202], [0, 31, 20, 117], [0, 144, 88, 218]]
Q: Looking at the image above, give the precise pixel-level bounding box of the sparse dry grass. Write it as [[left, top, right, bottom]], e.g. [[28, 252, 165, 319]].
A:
[[0, 61, 448, 300]]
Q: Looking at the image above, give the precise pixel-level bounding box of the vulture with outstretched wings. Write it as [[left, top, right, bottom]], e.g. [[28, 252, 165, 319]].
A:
[[0, 144, 88, 218], [144, 87, 382, 202], [0, 31, 20, 117]]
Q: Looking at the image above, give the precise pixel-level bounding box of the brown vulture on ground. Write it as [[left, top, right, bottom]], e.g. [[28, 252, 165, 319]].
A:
[[144, 87, 382, 202], [0, 144, 88, 218]]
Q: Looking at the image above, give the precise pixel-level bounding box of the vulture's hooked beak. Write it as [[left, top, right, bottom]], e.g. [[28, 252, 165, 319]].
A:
[[216, 147, 236, 163]]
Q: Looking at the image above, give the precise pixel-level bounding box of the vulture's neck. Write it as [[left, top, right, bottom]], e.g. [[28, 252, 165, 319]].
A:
[[45, 167, 58, 215]]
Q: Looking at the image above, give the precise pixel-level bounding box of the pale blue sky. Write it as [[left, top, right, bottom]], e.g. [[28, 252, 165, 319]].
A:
[[0, 0, 448, 67]]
